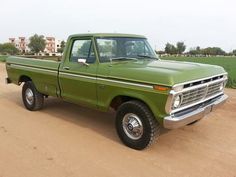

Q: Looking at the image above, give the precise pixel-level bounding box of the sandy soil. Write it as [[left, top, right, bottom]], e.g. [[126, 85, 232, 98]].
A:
[[0, 63, 236, 177]]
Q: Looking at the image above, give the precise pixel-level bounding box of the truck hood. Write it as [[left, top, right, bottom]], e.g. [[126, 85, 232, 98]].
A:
[[108, 59, 226, 86]]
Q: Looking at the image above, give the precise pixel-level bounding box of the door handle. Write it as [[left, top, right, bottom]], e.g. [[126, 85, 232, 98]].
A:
[[63, 66, 70, 70]]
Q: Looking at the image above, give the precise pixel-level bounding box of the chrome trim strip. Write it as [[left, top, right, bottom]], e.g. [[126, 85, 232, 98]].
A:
[[173, 73, 227, 89], [60, 72, 97, 80], [10, 64, 58, 74], [173, 77, 226, 94], [98, 77, 153, 88], [60, 72, 153, 89]]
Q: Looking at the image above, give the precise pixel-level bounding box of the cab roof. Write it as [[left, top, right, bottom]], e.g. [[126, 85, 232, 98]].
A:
[[68, 33, 146, 39]]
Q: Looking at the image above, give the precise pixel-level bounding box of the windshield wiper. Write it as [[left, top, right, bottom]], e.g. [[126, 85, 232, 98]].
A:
[[137, 55, 159, 60], [110, 57, 138, 62]]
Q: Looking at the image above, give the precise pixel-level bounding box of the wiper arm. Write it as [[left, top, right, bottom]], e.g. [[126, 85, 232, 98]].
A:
[[110, 57, 137, 62], [137, 55, 159, 60]]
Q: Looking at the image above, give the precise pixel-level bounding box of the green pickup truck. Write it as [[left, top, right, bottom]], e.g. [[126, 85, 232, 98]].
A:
[[6, 33, 228, 150]]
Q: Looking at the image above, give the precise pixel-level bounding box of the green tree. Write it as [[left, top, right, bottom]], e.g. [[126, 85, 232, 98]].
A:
[[196, 46, 201, 52], [0, 44, 2, 52], [201, 47, 225, 56], [189, 46, 225, 56], [165, 43, 177, 55], [176, 42, 186, 54], [57, 40, 66, 53], [0, 43, 19, 55], [28, 34, 46, 54], [189, 48, 198, 55], [189, 46, 201, 55], [232, 49, 236, 55]]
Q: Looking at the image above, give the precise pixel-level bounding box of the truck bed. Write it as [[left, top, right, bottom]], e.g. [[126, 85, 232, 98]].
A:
[[6, 56, 61, 97]]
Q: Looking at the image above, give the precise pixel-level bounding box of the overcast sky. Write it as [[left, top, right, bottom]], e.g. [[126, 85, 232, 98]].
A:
[[1, 0, 235, 51]]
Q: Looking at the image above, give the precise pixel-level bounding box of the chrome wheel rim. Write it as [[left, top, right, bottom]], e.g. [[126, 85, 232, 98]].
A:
[[25, 88, 34, 105], [122, 113, 143, 140]]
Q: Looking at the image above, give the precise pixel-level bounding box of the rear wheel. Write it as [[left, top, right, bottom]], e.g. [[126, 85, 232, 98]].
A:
[[22, 81, 44, 111], [116, 100, 161, 150]]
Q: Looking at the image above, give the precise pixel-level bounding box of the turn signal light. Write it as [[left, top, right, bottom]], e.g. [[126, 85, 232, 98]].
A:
[[153, 85, 170, 91]]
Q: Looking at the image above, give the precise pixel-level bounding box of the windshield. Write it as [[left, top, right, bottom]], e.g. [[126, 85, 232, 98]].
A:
[[96, 37, 157, 62]]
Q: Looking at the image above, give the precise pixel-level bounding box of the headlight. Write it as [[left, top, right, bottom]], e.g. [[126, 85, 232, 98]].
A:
[[173, 95, 182, 109]]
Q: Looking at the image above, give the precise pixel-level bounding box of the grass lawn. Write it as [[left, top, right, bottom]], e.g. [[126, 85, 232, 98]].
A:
[[0, 55, 8, 62], [162, 56, 236, 88]]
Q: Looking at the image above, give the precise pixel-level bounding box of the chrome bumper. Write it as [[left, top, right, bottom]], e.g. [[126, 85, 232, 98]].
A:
[[163, 94, 228, 129]]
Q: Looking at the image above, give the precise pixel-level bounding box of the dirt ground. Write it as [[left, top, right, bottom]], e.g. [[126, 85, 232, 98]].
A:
[[0, 63, 236, 177]]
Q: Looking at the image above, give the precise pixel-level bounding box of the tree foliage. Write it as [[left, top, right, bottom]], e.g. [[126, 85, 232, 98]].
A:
[[189, 46, 201, 55], [165, 42, 186, 55], [165, 43, 177, 55], [57, 40, 66, 53], [202, 47, 225, 56], [0, 43, 19, 55], [232, 49, 236, 55], [28, 34, 46, 54], [189, 47, 225, 56], [176, 42, 186, 54]]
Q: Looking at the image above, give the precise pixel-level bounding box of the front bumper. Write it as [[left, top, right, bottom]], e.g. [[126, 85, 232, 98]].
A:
[[163, 94, 228, 129]]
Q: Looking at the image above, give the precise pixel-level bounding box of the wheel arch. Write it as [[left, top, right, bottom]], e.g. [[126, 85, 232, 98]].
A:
[[109, 93, 162, 123], [18, 75, 32, 85]]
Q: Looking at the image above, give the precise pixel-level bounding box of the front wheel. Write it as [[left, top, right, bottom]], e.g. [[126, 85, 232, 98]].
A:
[[116, 100, 161, 150], [22, 81, 44, 111]]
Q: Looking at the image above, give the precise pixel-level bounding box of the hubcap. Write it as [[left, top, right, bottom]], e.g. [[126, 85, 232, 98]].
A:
[[25, 88, 34, 105], [122, 113, 143, 140]]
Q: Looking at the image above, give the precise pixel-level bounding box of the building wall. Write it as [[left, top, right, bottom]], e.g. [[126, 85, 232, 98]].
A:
[[44, 37, 55, 54], [9, 36, 63, 55], [9, 37, 30, 53], [55, 39, 62, 53]]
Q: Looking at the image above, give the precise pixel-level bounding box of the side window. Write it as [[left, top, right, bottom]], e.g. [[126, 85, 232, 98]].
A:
[[70, 39, 96, 63]]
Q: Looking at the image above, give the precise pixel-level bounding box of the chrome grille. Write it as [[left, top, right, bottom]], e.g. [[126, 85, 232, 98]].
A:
[[181, 86, 207, 106], [206, 82, 223, 98], [168, 74, 227, 114], [179, 80, 224, 108]]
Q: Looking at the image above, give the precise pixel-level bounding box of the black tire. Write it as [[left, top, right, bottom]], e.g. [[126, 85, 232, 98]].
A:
[[22, 81, 44, 111], [116, 100, 161, 150]]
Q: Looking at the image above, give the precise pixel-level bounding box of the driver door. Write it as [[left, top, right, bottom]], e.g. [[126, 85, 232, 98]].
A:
[[59, 37, 98, 108]]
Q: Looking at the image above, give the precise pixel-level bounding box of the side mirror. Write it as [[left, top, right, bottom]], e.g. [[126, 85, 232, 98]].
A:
[[77, 58, 89, 66]]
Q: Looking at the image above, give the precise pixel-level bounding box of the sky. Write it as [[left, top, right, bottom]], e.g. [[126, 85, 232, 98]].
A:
[[0, 0, 236, 52]]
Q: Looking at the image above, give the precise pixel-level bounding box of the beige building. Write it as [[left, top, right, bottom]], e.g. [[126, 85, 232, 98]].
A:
[[9, 37, 30, 53], [9, 36, 62, 55], [45, 37, 55, 54]]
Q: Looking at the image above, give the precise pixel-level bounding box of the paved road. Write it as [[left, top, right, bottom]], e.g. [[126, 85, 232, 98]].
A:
[[0, 63, 236, 177]]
